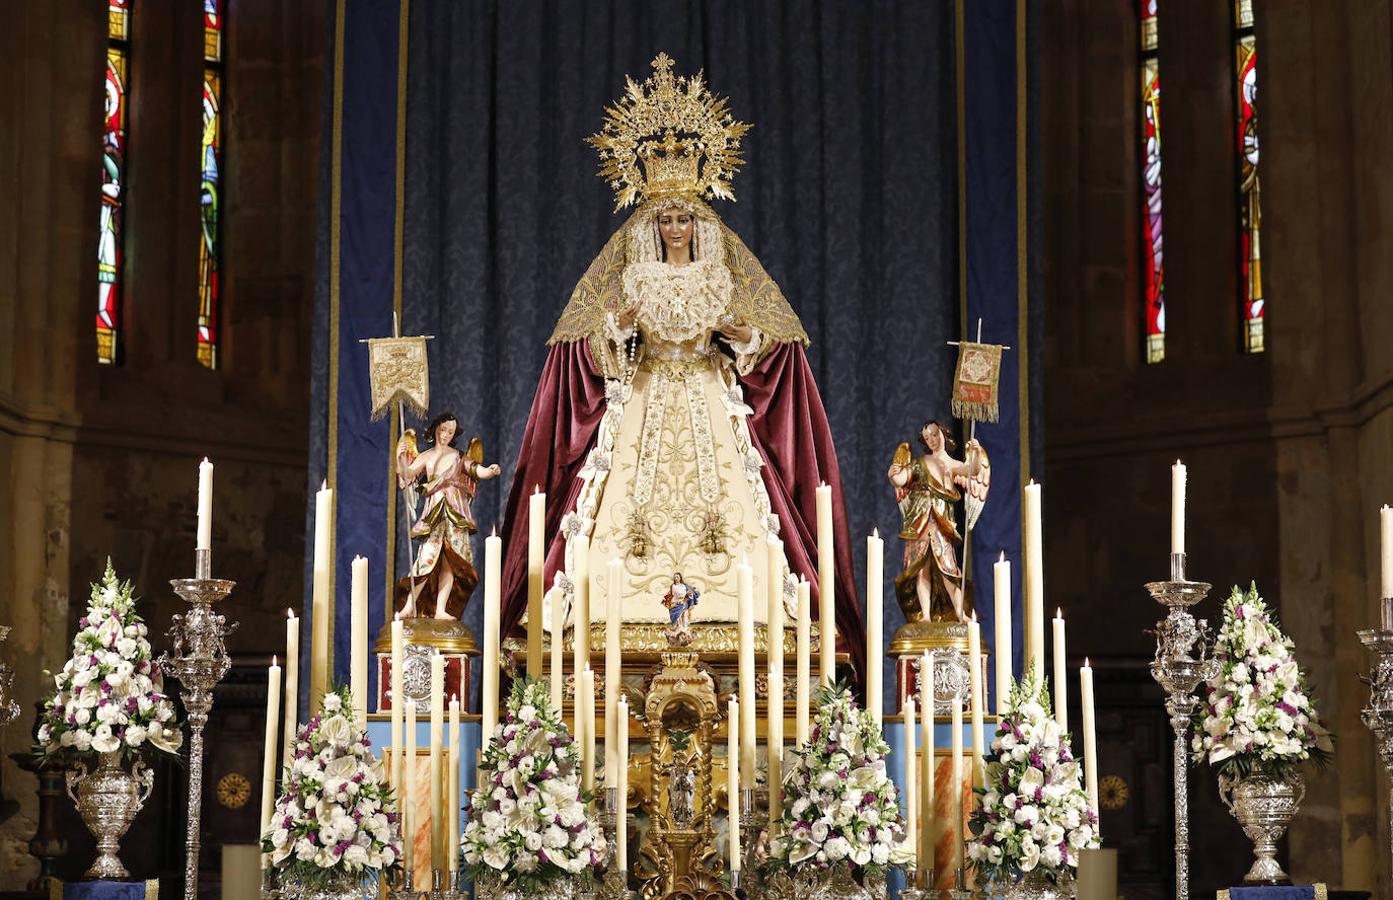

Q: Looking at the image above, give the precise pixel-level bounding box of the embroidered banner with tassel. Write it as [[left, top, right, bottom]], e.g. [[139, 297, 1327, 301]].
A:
[[365, 336, 430, 421], [951, 341, 1004, 423]]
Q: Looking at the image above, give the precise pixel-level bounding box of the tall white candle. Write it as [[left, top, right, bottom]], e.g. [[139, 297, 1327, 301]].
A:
[[283, 611, 300, 768], [260, 656, 281, 849], [1023, 480, 1045, 681], [1053, 609, 1068, 730], [404, 701, 418, 878], [390, 615, 404, 786], [738, 557, 756, 787], [350, 555, 368, 722], [572, 535, 590, 682], [1381, 505, 1393, 600], [768, 659, 784, 829], [429, 652, 445, 873], [968, 614, 985, 781], [867, 530, 884, 726], [994, 553, 1012, 719], [448, 695, 460, 872], [1081, 659, 1099, 813], [727, 697, 740, 871], [310, 483, 333, 706], [1171, 460, 1187, 556], [580, 668, 596, 793], [196, 457, 214, 551], [605, 559, 623, 785], [549, 586, 565, 713], [795, 578, 812, 745], [951, 691, 964, 870], [816, 483, 835, 684], [903, 697, 917, 868], [767, 537, 785, 667], [617, 694, 629, 871], [919, 650, 934, 874], [528, 488, 546, 674], [482, 532, 502, 741]]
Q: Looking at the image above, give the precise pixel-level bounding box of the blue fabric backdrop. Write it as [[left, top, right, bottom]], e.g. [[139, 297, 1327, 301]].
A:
[[307, 0, 1041, 720]]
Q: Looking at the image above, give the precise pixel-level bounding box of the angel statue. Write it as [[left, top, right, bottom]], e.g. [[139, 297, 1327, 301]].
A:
[[661, 573, 701, 646], [498, 53, 865, 677], [395, 412, 501, 620], [887, 421, 990, 623]]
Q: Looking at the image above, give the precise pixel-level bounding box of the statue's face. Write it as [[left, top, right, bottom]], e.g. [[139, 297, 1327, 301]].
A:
[[657, 208, 694, 256], [435, 418, 457, 446], [921, 423, 943, 452]]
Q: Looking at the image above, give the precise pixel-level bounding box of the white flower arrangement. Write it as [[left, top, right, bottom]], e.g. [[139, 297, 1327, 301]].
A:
[[461, 677, 604, 887], [766, 683, 911, 873], [261, 686, 402, 884], [967, 673, 1097, 885], [38, 561, 182, 761], [1192, 583, 1333, 779]]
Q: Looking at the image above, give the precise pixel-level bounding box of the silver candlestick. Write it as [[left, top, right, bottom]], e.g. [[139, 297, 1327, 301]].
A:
[[1359, 616, 1393, 873], [159, 548, 236, 900], [1144, 552, 1216, 900], [599, 785, 634, 899]]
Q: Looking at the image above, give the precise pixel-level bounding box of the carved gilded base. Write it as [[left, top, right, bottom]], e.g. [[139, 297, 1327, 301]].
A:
[[890, 620, 987, 717], [372, 618, 480, 713]]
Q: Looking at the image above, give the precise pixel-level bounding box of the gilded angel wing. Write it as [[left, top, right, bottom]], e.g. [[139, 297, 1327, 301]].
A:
[[465, 437, 484, 466], [956, 444, 992, 532], [395, 428, 421, 516]]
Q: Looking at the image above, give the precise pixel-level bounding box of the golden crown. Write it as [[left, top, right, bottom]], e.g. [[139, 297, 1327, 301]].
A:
[[587, 53, 752, 210]]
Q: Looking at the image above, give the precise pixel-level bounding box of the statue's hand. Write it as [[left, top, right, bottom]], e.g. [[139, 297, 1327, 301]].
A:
[[617, 301, 641, 332], [483, 464, 502, 479]]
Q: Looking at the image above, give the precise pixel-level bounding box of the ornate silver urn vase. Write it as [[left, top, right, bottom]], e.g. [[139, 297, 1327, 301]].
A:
[[1218, 771, 1305, 884], [475, 875, 579, 900], [764, 863, 885, 900], [64, 750, 154, 879], [990, 870, 1074, 900]]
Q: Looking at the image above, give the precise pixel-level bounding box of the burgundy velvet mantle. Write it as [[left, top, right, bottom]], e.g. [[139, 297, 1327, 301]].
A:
[[499, 340, 866, 683]]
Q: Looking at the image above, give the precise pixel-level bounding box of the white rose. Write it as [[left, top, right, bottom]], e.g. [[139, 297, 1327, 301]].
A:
[[124, 724, 147, 747], [343, 844, 369, 868], [91, 725, 120, 754]]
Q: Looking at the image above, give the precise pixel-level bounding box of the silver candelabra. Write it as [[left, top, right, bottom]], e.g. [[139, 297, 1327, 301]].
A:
[[599, 785, 635, 900], [160, 548, 236, 900], [1145, 552, 1216, 900], [1359, 603, 1393, 875]]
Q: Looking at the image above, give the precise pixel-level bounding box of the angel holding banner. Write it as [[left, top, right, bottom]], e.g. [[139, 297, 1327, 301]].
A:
[[395, 412, 501, 619]]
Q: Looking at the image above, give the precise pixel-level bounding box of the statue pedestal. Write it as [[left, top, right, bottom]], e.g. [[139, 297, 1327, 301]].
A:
[[889, 619, 988, 717], [372, 617, 480, 712]]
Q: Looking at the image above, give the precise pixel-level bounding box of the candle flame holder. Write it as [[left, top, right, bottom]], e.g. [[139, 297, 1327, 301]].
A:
[[599, 785, 635, 900], [1144, 552, 1216, 900], [159, 548, 236, 900], [384, 866, 425, 900], [1358, 624, 1393, 874]]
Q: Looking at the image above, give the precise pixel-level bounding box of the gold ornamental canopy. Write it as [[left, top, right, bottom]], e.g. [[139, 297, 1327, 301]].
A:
[[587, 52, 752, 210]]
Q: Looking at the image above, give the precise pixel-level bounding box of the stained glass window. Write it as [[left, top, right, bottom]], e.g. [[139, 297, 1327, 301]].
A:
[[197, 0, 223, 369], [98, 0, 131, 365], [1235, 0, 1263, 353], [1141, 0, 1165, 364]]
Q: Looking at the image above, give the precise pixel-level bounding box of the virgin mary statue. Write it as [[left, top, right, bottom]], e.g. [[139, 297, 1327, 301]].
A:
[[500, 53, 864, 678]]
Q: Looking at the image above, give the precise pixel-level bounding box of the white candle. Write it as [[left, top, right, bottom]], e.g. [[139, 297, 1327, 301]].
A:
[[867, 530, 884, 726], [795, 578, 811, 746], [429, 652, 444, 872], [549, 586, 565, 713], [951, 690, 964, 870], [1171, 460, 1187, 556], [404, 701, 418, 878], [1023, 480, 1045, 681], [260, 656, 281, 848], [1053, 609, 1068, 730], [737, 557, 755, 787], [968, 614, 985, 782], [767, 537, 785, 667], [617, 694, 629, 871], [605, 558, 623, 786], [767, 659, 784, 829], [1081, 658, 1099, 814], [903, 697, 917, 867], [727, 697, 740, 870], [448, 695, 460, 871], [350, 555, 368, 722], [994, 553, 1012, 719], [580, 668, 596, 793], [310, 483, 333, 706], [572, 534, 590, 682], [196, 457, 214, 551], [282, 611, 300, 767], [528, 488, 546, 674], [482, 532, 502, 741], [816, 483, 835, 684], [919, 650, 934, 874], [390, 615, 404, 787], [1381, 505, 1393, 600]]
